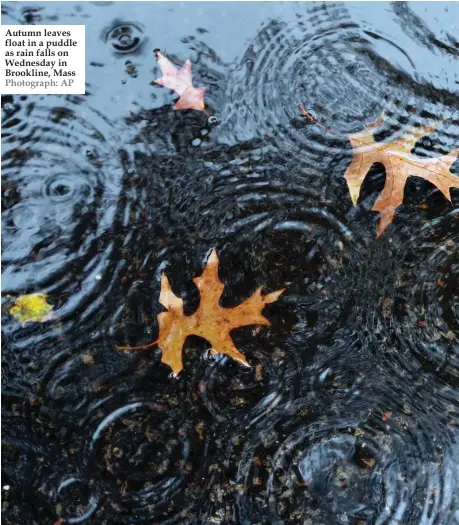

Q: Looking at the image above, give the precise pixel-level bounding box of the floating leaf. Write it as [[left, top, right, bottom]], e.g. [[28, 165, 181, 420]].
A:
[[153, 49, 206, 112], [9, 293, 53, 325], [298, 106, 459, 236], [344, 118, 459, 236], [118, 249, 285, 376]]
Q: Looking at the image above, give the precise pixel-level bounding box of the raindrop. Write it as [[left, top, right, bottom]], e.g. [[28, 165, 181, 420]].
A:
[[45, 178, 74, 202], [105, 23, 145, 55], [207, 115, 219, 126], [3, 103, 16, 114], [21, 6, 42, 24], [124, 60, 138, 78]]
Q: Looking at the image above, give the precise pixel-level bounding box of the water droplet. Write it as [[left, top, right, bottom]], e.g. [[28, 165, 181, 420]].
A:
[[3, 103, 16, 114], [124, 60, 138, 78], [207, 115, 219, 126], [105, 23, 145, 54], [21, 6, 42, 24]]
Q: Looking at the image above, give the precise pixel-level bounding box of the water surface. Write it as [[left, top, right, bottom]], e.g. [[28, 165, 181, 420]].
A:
[[2, 2, 459, 524]]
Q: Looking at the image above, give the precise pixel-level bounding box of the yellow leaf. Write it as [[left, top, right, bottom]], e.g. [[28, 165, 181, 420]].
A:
[[9, 293, 53, 325]]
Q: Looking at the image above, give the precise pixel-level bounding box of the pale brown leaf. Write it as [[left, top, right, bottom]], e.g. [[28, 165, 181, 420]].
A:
[[153, 50, 206, 112], [344, 119, 459, 236]]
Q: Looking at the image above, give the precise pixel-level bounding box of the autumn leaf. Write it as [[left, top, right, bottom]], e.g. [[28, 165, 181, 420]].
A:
[[118, 249, 285, 377], [344, 118, 459, 236], [297, 106, 459, 236], [153, 49, 206, 112], [9, 293, 53, 325]]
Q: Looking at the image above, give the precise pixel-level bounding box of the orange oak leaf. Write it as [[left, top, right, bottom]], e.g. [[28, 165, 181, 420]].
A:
[[118, 249, 285, 377], [344, 118, 459, 236], [153, 49, 206, 112]]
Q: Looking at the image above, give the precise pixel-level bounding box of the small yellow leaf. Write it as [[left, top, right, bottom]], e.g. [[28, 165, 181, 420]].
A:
[[9, 293, 53, 325]]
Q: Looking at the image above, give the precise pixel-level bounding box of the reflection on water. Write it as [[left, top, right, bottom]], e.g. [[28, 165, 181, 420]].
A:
[[1, 2, 459, 524]]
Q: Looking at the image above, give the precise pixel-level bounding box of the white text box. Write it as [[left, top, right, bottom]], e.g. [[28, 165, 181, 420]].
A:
[[1, 25, 85, 94]]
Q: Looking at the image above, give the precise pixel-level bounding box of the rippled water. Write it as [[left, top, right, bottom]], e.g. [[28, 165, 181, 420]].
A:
[[2, 2, 459, 524]]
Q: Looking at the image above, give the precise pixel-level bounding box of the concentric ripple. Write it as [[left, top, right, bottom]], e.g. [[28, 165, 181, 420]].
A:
[[221, 2, 421, 154], [34, 341, 213, 523], [109, 151, 367, 430], [368, 210, 459, 382], [191, 339, 300, 423], [83, 387, 210, 523], [54, 476, 99, 524], [2, 3, 459, 525], [112, 147, 365, 375], [104, 22, 146, 55], [1, 95, 132, 367], [230, 368, 459, 525], [39, 341, 133, 421], [203, 150, 363, 343]]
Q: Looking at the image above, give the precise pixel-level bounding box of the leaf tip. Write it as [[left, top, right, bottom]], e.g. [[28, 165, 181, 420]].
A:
[[207, 248, 219, 264], [263, 287, 286, 304], [239, 359, 252, 369], [376, 221, 388, 238]]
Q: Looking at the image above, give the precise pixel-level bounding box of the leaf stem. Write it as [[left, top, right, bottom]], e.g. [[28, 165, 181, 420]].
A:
[[297, 104, 345, 137], [117, 339, 158, 351]]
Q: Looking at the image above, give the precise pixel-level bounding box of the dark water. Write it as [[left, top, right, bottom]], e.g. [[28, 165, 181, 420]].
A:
[[2, 2, 459, 524]]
